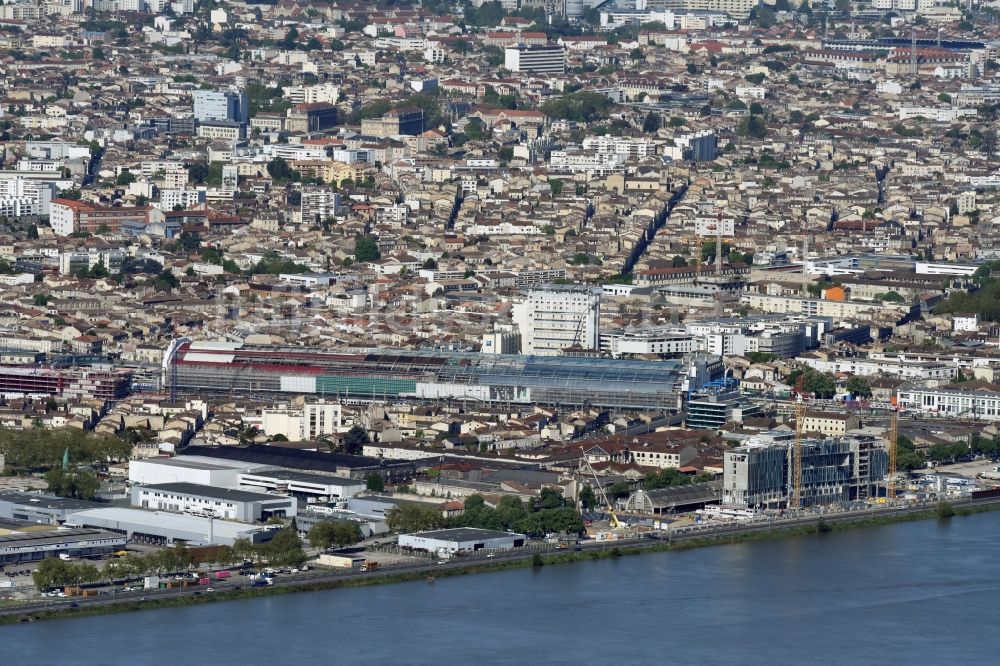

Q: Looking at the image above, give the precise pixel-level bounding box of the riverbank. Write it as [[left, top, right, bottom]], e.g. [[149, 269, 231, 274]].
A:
[[4, 497, 999, 625]]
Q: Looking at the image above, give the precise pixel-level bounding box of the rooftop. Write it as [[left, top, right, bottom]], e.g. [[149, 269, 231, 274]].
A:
[[137, 482, 282, 503], [403, 527, 524, 541]]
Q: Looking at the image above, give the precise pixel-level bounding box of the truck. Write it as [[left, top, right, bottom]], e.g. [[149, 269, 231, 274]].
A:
[[143, 576, 160, 590], [58, 553, 72, 561], [360, 561, 379, 572]]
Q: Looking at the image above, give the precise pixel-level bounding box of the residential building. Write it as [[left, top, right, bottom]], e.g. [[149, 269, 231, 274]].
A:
[[49, 199, 150, 236], [504, 45, 567, 74], [193, 89, 249, 125], [512, 284, 602, 355], [361, 107, 425, 137], [259, 400, 343, 441]]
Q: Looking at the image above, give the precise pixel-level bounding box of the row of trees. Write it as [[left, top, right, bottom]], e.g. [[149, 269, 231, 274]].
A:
[[935, 260, 1000, 322], [785, 367, 837, 399], [103, 542, 198, 580], [43, 468, 100, 500], [32, 558, 101, 591], [34, 531, 305, 590], [386, 492, 585, 538], [306, 521, 363, 550], [0, 428, 130, 472]]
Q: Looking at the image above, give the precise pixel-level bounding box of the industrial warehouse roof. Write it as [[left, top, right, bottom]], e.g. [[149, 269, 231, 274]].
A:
[[167, 342, 692, 409], [137, 482, 285, 503], [241, 470, 367, 487], [184, 445, 401, 473], [639, 484, 720, 507], [0, 528, 124, 549], [405, 527, 525, 541], [66, 507, 268, 541], [0, 492, 103, 511], [134, 456, 266, 472], [173, 342, 687, 388]]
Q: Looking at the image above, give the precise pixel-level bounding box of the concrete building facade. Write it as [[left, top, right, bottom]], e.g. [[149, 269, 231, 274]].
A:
[[512, 284, 602, 356]]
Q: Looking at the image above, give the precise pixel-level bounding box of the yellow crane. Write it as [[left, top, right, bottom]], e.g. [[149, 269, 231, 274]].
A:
[[581, 458, 623, 530]]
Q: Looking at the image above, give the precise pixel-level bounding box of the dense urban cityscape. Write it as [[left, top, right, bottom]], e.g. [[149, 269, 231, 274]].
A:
[[0, 0, 999, 633]]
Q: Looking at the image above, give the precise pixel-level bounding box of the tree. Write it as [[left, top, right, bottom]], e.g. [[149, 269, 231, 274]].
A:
[[538, 487, 565, 510], [308, 521, 363, 550], [644, 468, 693, 490], [280, 25, 299, 50], [845, 376, 872, 399], [152, 269, 178, 291], [578, 484, 596, 510], [354, 235, 380, 262], [386, 504, 445, 534], [342, 425, 370, 455], [802, 371, 836, 399], [266, 157, 298, 183], [609, 481, 630, 499], [539, 91, 614, 123], [549, 179, 564, 196], [264, 526, 305, 567], [737, 115, 768, 139], [671, 255, 688, 268], [167, 541, 194, 572], [366, 472, 384, 492], [115, 171, 135, 186], [44, 468, 100, 500], [642, 111, 661, 133]]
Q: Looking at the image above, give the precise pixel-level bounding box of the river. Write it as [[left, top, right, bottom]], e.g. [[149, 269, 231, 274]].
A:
[[5, 512, 1000, 665]]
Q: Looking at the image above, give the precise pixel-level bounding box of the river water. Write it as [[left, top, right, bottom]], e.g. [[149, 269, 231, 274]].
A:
[[5, 513, 1000, 665]]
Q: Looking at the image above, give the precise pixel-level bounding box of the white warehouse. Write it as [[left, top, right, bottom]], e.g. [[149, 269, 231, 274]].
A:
[[129, 456, 269, 487], [398, 527, 526, 554]]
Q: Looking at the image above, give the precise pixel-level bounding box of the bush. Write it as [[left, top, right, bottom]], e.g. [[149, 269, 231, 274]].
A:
[[936, 501, 955, 519]]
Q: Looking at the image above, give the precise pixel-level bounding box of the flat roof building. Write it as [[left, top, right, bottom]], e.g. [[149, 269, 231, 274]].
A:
[[398, 527, 527, 554], [238, 470, 366, 500], [66, 507, 274, 546], [0, 492, 103, 525], [0, 527, 127, 564], [131, 482, 297, 523], [129, 456, 270, 487], [184, 445, 416, 483]]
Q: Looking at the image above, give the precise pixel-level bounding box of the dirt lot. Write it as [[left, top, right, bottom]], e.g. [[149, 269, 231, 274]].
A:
[[929, 459, 1000, 481]]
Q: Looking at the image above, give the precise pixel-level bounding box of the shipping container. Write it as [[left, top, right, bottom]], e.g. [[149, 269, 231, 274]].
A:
[[213, 571, 231, 579], [198, 577, 211, 586]]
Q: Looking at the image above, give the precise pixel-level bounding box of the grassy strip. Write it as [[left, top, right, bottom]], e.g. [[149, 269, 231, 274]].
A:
[[4, 500, 999, 625]]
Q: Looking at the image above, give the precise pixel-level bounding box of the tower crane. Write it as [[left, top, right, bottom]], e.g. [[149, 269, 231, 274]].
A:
[[581, 457, 623, 530], [791, 376, 805, 509], [887, 408, 898, 501]]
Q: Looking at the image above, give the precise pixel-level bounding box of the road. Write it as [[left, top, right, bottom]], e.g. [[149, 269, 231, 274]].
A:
[[4, 494, 998, 621]]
